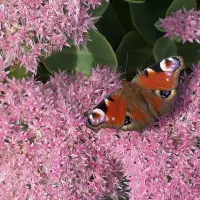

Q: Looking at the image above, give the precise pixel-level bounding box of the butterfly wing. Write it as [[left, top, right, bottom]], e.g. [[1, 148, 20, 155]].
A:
[[134, 56, 185, 90], [86, 56, 185, 132], [135, 56, 184, 116], [118, 56, 185, 131], [86, 89, 128, 132]]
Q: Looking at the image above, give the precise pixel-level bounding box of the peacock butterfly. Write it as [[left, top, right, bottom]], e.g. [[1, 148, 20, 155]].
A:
[[86, 56, 185, 132]]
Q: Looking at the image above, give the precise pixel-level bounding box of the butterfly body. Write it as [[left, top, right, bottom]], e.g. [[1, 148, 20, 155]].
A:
[[86, 56, 185, 132]]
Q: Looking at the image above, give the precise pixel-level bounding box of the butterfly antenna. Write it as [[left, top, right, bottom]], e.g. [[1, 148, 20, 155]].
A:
[[125, 53, 129, 79], [118, 65, 125, 79], [137, 67, 141, 74]]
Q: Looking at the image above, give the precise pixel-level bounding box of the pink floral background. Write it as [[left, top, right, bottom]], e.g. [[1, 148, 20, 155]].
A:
[[0, 0, 199, 199], [0, 64, 200, 199]]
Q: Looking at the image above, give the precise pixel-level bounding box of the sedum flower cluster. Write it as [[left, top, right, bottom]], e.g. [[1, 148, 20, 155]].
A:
[[0, 0, 104, 73], [0, 63, 199, 199], [160, 9, 200, 43], [0, 67, 122, 199]]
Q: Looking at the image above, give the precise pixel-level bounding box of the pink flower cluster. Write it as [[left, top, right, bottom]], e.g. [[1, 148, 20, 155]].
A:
[[0, 63, 200, 199], [103, 64, 200, 199], [160, 9, 200, 43], [0, 0, 105, 73], [0, 67, 122, 199]]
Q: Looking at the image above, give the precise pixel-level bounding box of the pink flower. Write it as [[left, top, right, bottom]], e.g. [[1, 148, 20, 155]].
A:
[[0, 67, 122, 199], [0, 63, 200, 199], [0, 0, 106, 73], [99, 63, 200, 199], [160, 9, 200, 43]]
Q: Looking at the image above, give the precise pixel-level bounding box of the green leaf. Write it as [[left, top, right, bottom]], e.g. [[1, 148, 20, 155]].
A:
[[91, 2, 109, 23], [116, 31, 153, 81], [8, 66, 32, 79], [177, 42, 200, 66], [42, 29, 117, 76], [36, 63, 52, 82], [129, 0, 173, 45], [124, 0, 145, 3], [166, 0, 197, 16], [154, 20, 165, 32], [111, 0, 135, 33], [153, 37, 177, 61], [96, 3, 127, 50], [154, 39, 200, 66]]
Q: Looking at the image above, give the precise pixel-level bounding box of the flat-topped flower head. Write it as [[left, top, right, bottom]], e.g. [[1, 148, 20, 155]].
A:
[[0, 63, 199, 199], [0, 0, 105, 73], [160, 8, 200, 43]]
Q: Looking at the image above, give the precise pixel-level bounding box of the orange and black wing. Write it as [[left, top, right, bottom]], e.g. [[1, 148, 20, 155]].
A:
[[86, 56, 185, 132], [134, 56, 185, 90], [86, 90, 128, 132], [133, 56, 185, 117]]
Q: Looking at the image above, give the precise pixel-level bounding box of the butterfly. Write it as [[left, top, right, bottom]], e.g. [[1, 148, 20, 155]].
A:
[[86, 56, 185, 132]]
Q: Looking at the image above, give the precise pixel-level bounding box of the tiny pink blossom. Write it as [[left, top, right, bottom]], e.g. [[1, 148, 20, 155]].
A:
[[0, 67, 122, 199], [0, 0, 106, 73], [160, 8, 200, 43], [0, 63, 200, 199], [101, 63, 200, 199]]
